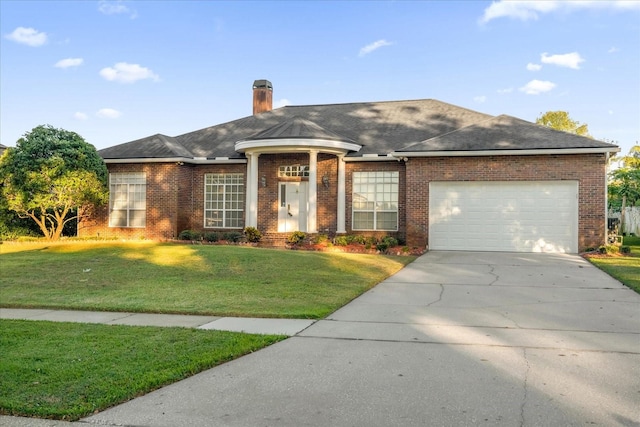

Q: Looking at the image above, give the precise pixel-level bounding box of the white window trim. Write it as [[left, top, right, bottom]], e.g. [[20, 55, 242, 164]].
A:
[[108, 172, 146, 228], [204, 173, 245, 229], [352, 171, 399, 231]]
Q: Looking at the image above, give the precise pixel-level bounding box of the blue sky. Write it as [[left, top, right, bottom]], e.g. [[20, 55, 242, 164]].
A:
[[1, 1, 639, 155]]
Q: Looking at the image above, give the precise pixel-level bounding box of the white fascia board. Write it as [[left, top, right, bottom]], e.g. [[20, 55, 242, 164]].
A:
[[103, 157, 247, 164], [235, 138, 362, 154], [391, 147, 620, 157], [343, 156, 400, 162]]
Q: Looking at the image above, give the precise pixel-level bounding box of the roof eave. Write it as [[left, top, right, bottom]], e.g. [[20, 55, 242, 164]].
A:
[[392, 147, 621, 157], [235, 138, 362, 155], [103, 157, 247, 164]]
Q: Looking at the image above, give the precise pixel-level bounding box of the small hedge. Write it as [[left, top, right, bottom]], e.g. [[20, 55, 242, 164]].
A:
[[243, 227, 262, 243], [287, 231, 306, 245]]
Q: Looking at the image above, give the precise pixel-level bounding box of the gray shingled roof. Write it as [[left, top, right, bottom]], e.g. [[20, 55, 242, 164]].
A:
[[241, 116, 356, 144], [397, 115, 617, 152], [98, 99, 617, 160]]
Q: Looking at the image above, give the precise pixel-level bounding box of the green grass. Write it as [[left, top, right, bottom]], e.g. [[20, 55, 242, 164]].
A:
[[588, 236, 640, 293], [0, 319, 284, 421], [0, 241, 414, 319], [0, 241, 414, 420]]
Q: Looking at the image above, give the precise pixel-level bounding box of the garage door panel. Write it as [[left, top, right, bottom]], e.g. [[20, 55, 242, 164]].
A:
[[429, 181, 578, 253]]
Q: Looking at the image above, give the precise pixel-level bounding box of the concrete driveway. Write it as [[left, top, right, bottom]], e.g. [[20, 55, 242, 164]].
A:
[[83, 252, 640, 427]]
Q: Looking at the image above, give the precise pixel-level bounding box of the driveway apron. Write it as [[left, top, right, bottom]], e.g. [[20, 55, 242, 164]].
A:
[[84, 252, 640, 427]]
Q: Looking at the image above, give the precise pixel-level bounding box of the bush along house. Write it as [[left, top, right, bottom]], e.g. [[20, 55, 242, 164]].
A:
[[79, 79, 619, 253]]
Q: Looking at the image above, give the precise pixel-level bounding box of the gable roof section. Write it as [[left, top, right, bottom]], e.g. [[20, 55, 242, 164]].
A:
[[242, 116, 356, 143], [99, 133, 191, 160], [395, 115, 619, 156]]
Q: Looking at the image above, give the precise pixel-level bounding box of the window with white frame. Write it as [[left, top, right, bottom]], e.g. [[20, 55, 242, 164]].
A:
[[352, 171, 398, 231], [278, 165, 309, 177], [109, 172, 146, 228], [204, 173, 244, 228]]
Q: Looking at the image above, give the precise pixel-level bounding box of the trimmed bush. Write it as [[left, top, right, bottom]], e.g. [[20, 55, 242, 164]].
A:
[[333, 235, 349, 246], [313, 234, 329, 244], [620, 245, 631, 254], [223, 231, 244, 243], [376, 236, 398, 252], [203, 232, 219, 242], [287, 231, 306, 245], [178, 230, 193, 240], [599, 245, 619, 255], [243, 227, 262, 243]]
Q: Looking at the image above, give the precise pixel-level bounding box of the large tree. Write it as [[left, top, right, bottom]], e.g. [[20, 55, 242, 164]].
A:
[[608, 145, 640, 232], [536, 111, 591, 137], [0, 125, 108, 240]]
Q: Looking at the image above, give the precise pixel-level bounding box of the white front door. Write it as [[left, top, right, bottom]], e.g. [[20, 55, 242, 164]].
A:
[[278, 182, 308, 232]]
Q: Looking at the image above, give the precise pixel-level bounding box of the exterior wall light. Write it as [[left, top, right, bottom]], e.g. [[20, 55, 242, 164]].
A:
[[322, 174, 330, 188], [261, 175, 267, 187]]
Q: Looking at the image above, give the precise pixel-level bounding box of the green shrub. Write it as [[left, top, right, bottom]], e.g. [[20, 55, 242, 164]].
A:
[[287, 231, 306, 245], [376, 236, 398, 252], [620, 245, 631, 254], [203, 232, 219, 242], [243, 227, 262, 243], [350, 235, 367, 244], [223, 231, 244, 243], [599, 245, 619, 255], [178, 230, 193, 240], [312, 234, 329, 244], [333, 235, 349, 246], [0, 223, 40, 241]]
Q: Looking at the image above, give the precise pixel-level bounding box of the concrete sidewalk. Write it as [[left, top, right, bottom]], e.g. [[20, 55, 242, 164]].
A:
[[3, 251, 640, 426], [0, 308, 315, 336]]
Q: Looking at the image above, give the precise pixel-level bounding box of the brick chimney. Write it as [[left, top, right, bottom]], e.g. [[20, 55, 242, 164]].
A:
[[252, 79, 273, 115]]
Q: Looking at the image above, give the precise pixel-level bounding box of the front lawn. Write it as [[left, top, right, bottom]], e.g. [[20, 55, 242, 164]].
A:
[[0, 241, 414, 420], [0, 241, 414, 319], [587, 236, 640, 293], [0, 319, 283, 421]]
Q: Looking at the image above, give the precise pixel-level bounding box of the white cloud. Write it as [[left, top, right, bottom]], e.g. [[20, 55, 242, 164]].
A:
[[359, 39, 393, 57], [5, 27, 47, 47], [480, 0, 640, 24], [526, 62, 542, 71], [497, 87, 514, 94], [274, 99, 291, 109], [519, 79, 556, 95], [608, 46, 620, 53], [99, 62, 160, 83], [541, 52, 585, 69], [54, 58, 83, 69], [98, 0, 137, 18], [74, 112, 89, 120], [96, 108, 122, 119], [473, 96, 487, 103]]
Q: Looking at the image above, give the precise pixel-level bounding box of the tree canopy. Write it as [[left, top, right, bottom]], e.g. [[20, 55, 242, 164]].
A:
[[536, 111, 591, 137], [609, 145, 640, 210], [0, 125, 108, 240]]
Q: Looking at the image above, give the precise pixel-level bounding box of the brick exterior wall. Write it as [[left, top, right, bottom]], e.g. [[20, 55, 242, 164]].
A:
[[404, 154, 607, 251], [79, 162, 189, 240], [80, 153, 607, 252]]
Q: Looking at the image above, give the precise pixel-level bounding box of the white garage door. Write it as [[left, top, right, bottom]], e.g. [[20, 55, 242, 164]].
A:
[[429, 181, 578, 253]]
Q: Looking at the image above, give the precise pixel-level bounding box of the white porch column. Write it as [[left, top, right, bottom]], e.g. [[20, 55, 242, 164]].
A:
[[246, 152, 260, 228], [337, 155, 346, 233], [308, 150, 318, 233]]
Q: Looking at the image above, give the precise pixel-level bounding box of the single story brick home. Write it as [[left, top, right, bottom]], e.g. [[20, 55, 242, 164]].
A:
[[79, 80, 619, 253]]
